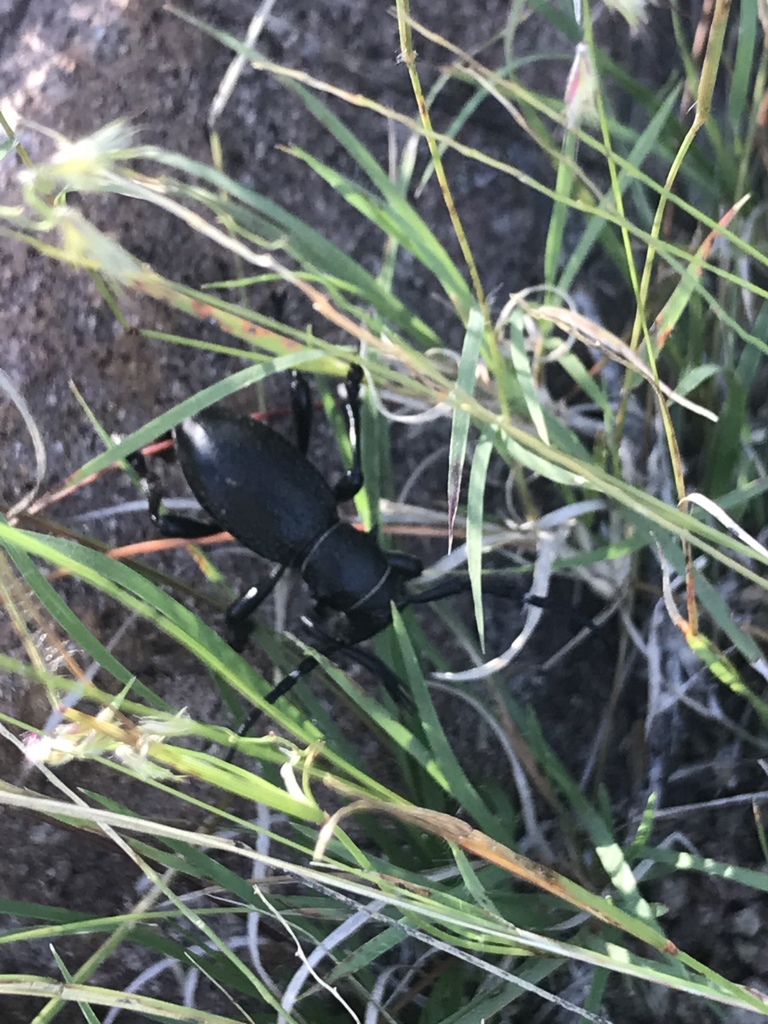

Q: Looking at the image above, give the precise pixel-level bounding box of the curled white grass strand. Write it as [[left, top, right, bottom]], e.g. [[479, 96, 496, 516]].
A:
[[1, 366, 47, 520]]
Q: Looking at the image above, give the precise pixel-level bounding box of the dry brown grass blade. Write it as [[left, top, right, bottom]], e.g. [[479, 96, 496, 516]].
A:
[[315, 795, 678, 955]]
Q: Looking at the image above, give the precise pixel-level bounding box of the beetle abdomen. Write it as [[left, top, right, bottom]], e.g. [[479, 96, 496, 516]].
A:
[[175, 409, 338, 564]]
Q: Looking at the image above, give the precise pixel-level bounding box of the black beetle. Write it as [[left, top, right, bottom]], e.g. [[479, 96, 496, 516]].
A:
[[131, 365, 439, 725]]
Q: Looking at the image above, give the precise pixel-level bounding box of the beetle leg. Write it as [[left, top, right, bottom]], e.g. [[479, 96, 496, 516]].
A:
[[232, 603, 362, 734], [333, 364, 364, 503], [261, 637, 408, 709], [231, 647, 323, 745], [233, 624, 410, 747], [387, 550, 423, 581], [228, 650, 317, 748], [231, 599, 415, 752], [224, 563, 289, 651], [264, 652, 320, 704], [339, 644, 409, 704], [399, 572, 531, 608], [290, 370, 313, 456], [274, 605, 397, 699], [397, 574, 472, 608], [128, 451, 222, 539], [233, 620, 367, 741]]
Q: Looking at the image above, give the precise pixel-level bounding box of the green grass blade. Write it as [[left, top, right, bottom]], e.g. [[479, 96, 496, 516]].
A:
[[287, 145, 474, 316], [74, 348, 327, 480], [467, 427, 494, 652], [389, 607, 499, 837], [0, 523, 156, 703], [447, 308, 485, 550]]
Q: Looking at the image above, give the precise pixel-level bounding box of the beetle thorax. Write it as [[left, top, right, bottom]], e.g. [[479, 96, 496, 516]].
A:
[[301, 521, 393, 621]]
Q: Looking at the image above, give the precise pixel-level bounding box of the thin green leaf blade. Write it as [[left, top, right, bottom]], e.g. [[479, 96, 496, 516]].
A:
[[447, 308, 485, 551], [467, 427, 494, 652]]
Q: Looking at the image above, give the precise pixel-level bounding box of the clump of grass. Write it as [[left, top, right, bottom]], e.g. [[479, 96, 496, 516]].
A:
[[2, 1, 768, 1021]]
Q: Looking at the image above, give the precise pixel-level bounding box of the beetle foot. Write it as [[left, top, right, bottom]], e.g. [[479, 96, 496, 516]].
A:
[[225, 618, 252, 653]]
